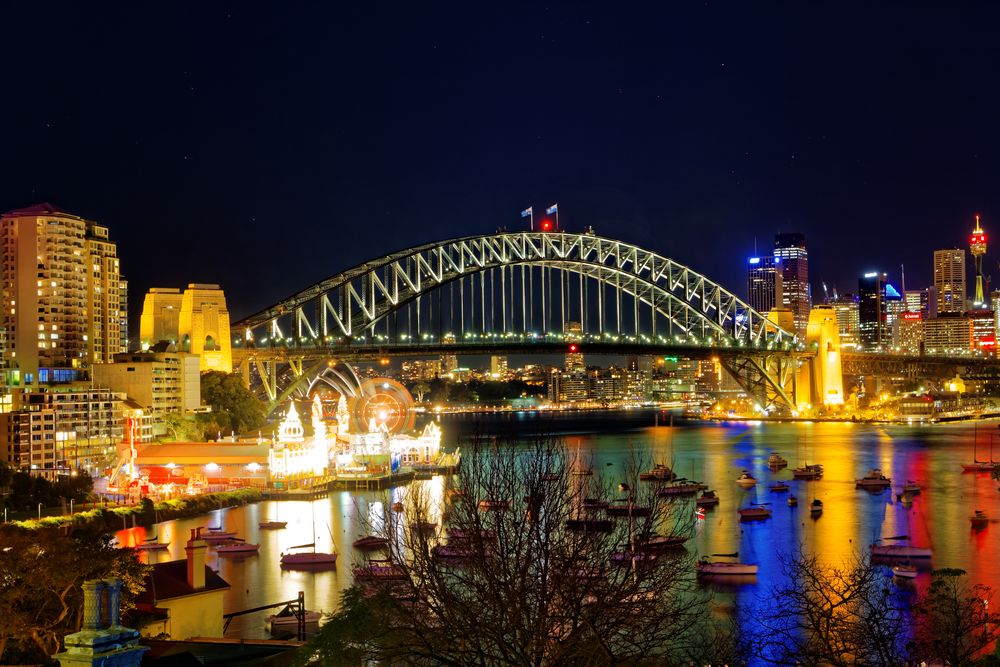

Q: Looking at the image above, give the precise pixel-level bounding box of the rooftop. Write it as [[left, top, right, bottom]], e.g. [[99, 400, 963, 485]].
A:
[[137, 559, 230, 604], [2, 202, 83, 219]]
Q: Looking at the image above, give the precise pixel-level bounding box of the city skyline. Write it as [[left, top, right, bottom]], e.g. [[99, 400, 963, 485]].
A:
[[2, 4, 1000, 322]]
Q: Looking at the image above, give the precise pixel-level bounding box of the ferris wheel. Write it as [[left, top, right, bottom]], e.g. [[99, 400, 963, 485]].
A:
[[348, 377, 415, 434]]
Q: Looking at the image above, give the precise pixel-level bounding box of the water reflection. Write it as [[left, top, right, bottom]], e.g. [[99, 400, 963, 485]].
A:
[[115, 413, 1000, 640]]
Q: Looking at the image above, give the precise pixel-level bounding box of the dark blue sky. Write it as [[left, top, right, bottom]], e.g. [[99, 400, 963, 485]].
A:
[[2, 2, 999, 323]]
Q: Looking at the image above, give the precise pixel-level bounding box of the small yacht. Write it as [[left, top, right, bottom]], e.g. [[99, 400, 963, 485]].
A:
[[892, 564, 918, 579], [856, 469, 892, 489], [639, 464, 676, 482], [810, 499, 823, 516], [735, 471, 757, 488], [696, 555, 758, 576], [767, 453, 788, 468], [792, 464, 823, 480], [215, 539, 260, 555], [971, 509, 989, 529]]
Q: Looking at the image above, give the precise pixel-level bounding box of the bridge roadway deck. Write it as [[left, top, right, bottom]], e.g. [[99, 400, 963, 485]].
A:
[[232, 340, 806, 364]]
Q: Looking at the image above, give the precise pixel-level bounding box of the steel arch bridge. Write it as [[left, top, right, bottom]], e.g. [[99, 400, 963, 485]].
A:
[[232, 231, 803, 413]]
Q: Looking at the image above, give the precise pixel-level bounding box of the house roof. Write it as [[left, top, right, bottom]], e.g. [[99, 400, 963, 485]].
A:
[[136, 441, 270, 465], [2, 202, 81, 218], [137, 559, 230, 604]]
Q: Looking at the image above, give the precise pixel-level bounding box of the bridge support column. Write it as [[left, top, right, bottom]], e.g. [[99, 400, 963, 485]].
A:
[[719, 353, 797, 416]]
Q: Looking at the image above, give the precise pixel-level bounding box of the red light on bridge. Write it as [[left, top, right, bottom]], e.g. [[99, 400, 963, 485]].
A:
[[540, 219, 553, 231], [568, 344, 578, 353]]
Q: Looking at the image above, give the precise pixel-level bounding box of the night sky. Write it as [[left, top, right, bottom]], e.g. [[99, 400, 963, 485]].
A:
[[3, 2, 1000, 325]]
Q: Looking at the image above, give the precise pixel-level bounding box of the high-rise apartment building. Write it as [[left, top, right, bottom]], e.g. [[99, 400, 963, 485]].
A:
[[933, 248, 966, 314], [746, 255, 782, 314], [0, 203, 126, 386], [858, 272, 887, 350], [773, 233, 809, 336]]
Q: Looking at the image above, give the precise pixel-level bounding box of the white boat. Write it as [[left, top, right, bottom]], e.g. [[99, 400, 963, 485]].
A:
[[259, 520, 287, 530], [738, 505, 772, 521], [869, 543, 932, 559], [696, 556, 758, 576], [735, 471, 757, 488], [892, 564, 918, 579], [216, 539, 260, 555], [136, 538, 169, 551], [856, 469, 892, 489], [280, 544, 338, 566], [267, 608, 322, 632]]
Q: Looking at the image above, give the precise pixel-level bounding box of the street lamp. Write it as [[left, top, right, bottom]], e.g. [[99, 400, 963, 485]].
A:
[[37, 502, 43, 520]]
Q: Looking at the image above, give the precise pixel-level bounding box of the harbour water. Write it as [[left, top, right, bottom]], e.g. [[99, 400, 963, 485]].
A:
[[117, 409, 1000, 640]]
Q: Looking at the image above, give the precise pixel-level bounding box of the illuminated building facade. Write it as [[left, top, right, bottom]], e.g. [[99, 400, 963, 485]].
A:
[[489, 355, 508, 378], [795, 306, 843, 407], [139, 284, 232, 373], [904, 288, 936, 319], [969, 308, 995, 349], [828, 294, 859, 350], [774, 233, 810, 336], [565, 321, 584, 372], [933, 248, 966, 314], [401, 359, 442, 381], [858, 272, 887, 350], [884, 283, 904, 345], [746, 255, 782, 314], [896, 312, 923, 354], [923, 313, 973, 354], [0, 203, 126, 387]]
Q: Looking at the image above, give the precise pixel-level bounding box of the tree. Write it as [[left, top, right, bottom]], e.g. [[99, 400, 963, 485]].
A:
[[0, 525, 147, 663], [913, 568, 1000, 665], [200, 371, 266, 436], [412, 381, 431, 404], [301, 434, 709, 665], [751, 549, 910, 666]]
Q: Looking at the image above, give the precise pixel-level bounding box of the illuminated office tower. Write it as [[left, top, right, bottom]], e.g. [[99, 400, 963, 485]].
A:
[[773, 233, 809, 336], [0, 203, 126, 386], [746, 255, 782, 314], [828, 294, 860, 350], [970, 215, 988, 306], [858, 272, 887, 350], [933, 248, 966, 314]]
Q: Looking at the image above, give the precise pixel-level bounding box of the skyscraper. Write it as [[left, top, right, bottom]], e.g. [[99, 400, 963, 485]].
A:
[[858, 272, 887, 350], [0, 203, 126, 386], [773, 233, 809, 336], [746, 255, 782, 314], [829, 294, 860, 350], [933, 248, 966, 314]]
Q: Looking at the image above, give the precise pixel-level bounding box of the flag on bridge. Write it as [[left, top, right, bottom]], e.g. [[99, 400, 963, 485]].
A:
[[545, 204, 558, 214], [521, 207, 533, 218]]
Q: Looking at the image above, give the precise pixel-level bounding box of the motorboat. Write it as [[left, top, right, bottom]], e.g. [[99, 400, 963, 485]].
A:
[[971, 509, 989, 529], [280, 543, 338, 567], [902, 480, 921, 494], [259, 520, 287, 530], [856, 469, 892, 489], [892, 564, 918, 579], [787, 495, 798, 507], [605, 500, 652, 517], [869, 538, 932, 559], [215, 539, 259, 555], [696, 555, 758, 576], [735, 471, 757, 488], [352, 558, 408, 581], [767, 453, 788, 468], [769, 482, 790, 492], [267, 607, 322, 633], [792, 465, 822, 480], [810, 499, 823, 516], [696, 490, 720, 507], [639, 464, 675, 482], [352, 535, 390, 550], [738, 505, 772, 521]]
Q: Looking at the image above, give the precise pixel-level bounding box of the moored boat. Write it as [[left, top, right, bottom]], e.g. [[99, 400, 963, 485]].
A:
[[696, 555, 758, 576], [737, 505, 772, 521], [352, 535, 390, 550], [215, 539, 259, 555], [892, 564, 918, 579], [792, 465, 822, 480], [605, 500, 652, 517], [767, 453, 788, 468], [352, 558, 408, 581], [735, 471, 757, 488], [902, 480, 921, 494], [787, 495, 798, 507], [657, 481, 702, 496], [136, 539, 170, 551], [769, 482, 790, 492], [810, 499, 823, 516], [639, 464, 675, 482], [267, 608, 322, 633], [259, 520, 287, 530], [280, 543, 338, 567], [696, 490, 720, 507], [202, 528, 238, 541], [869, 541, 932, 559], [856, 468, 892, 489], [971, 509, 989, 529]]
